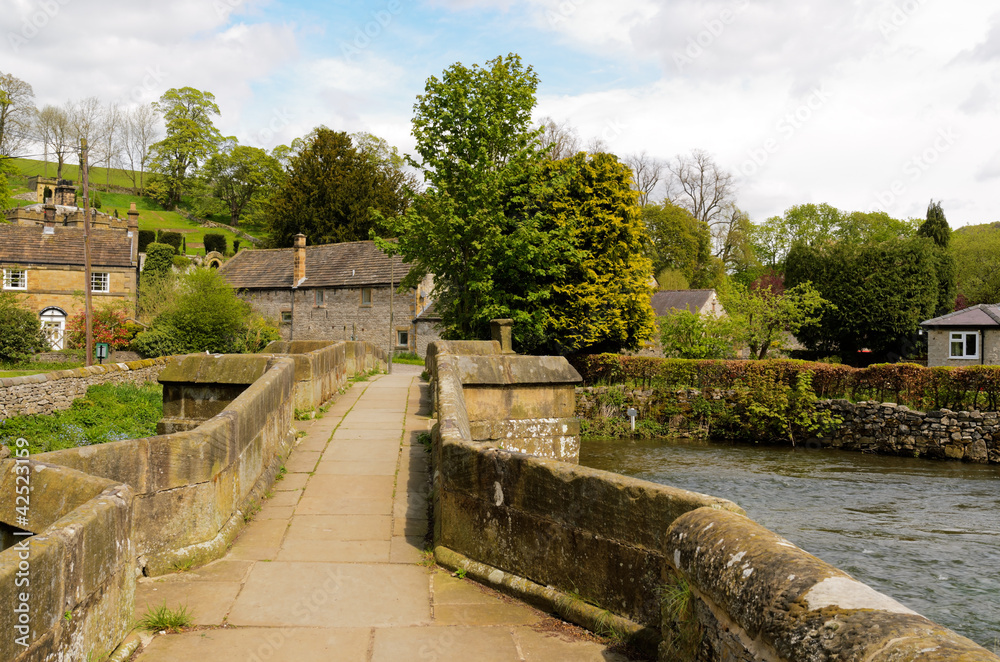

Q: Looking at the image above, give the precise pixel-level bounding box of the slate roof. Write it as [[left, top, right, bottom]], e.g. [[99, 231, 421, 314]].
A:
[[650, 289, 717, 316], [921, 304, 1000, 328], [219, 240, 410, 290], [0, 224, 135, 267], [414, 301, 440, 322]]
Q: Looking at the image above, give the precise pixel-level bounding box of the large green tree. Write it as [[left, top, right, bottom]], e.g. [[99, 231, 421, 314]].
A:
[[203, 139, 283, 226], [384, 54, 654, 354], [785, 237, 938, 357], [917, 200, 956, 315], [149, 87, 223, 206], [263, 128, 408, 247], [721, 281, 830, 359], [643, 202, 721, 289]]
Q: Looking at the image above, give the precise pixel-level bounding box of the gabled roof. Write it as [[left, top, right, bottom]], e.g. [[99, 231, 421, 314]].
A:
[[414, 301, 440, 322], [921, 304, 1000, 328], [650, 289, 717, 317], [219, 240, 409, 290], [0, 224, 135, 268]]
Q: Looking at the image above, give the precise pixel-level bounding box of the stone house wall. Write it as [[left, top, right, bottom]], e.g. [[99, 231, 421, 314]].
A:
[[2, 263, 138, 320], [926, 328, 1000, 367]]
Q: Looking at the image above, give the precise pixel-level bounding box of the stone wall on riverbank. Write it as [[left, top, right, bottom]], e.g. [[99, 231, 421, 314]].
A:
[[576, 386, 1000, 464]]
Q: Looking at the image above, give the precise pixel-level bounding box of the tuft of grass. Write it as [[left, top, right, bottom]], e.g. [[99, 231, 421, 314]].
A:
[[275, 465, 287, 482], [172, 558, 194, 573], [418, 548, 435, 567], [242, 499, 261, 523], [137, 602, 193, 633]]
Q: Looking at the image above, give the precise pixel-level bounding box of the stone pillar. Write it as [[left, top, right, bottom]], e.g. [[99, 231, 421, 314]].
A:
[[490, 318, 514, 354], [294, 234, 307, 284]]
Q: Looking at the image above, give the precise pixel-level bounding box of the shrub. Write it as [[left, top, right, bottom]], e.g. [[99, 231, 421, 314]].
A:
[[233, 239, 240, 253], [137, 230, 156, 253], [172, 255, 192, 269], [142, 243, 175, 282], [157, 231, 182, 254], [0, 293, 48, 363], [66, 301, 131, 350], [92, 191, 102, 209], [203, 232, 226, 255], [131, 326, 183, 358]]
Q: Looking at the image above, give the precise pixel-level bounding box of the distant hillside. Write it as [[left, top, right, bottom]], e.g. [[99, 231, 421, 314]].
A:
[[10, 157, 138, 191]]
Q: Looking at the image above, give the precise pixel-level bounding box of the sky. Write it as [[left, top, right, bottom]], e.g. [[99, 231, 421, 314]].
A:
[[2, 0, 999, 227]]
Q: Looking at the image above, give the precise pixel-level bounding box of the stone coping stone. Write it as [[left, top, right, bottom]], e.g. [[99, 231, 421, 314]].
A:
[[455, 355, 581, 386], [158, 353, 274, 385]]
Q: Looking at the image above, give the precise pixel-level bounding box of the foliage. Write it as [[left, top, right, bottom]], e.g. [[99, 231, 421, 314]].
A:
[[66, 301, 131, 350], [263, 127, 409, 247], [0, 71, 35, 158], [727, 371, 841, 446], [0, 292, 48, 362], [785, 237, 938, 358], [573, 353, 1000, 412], [157, 230, 182, 253], [137, 601, 192, 634], [0, 382, 163, 454], [643, 202, 720, 289], [919, 200, 951, 248], [0, 157, 13, 210], [721, 280, 830, 359], [149, 87, 223, 206], [917, 201, 956, 315], [660, 575, 703, 662], [658, 310, 737, 359], [172, 255, 191, 269], [203, 232, 226, 254], [142, 243, 175, 282], [132, 267, 279, 356], [384, 54, 654, 354], [950, 223, 1000, 305], [203, 139, 283, 226], [137, 230, 156, 253]]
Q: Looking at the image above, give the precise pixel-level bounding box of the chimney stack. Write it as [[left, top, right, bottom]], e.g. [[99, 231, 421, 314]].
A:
[[294, 234, 306, 284], [43, 204, 56, 223], [127, 202, 139, 228]]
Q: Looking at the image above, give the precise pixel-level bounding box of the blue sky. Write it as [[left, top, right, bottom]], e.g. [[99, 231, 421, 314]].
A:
[[3, 0, 1000, 226]]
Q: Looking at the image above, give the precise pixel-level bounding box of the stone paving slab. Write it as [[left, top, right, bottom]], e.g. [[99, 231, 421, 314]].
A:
[[133, 372, 635, 662]]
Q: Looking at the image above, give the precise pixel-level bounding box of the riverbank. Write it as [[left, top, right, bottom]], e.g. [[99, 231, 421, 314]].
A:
[[576, 385, 1000, 464]]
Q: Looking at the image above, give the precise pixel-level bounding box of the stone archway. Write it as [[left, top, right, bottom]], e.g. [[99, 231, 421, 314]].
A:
[[205, 251, 225, 269]]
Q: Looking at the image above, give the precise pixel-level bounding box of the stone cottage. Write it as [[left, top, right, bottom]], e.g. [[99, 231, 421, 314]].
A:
[[219, 235, 440, 354], [921, 304, 1000, 367], [0, 203, 140, 350]]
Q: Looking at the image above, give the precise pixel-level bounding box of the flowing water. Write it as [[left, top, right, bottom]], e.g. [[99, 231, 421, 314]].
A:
[[579, 438, 1000, 649]]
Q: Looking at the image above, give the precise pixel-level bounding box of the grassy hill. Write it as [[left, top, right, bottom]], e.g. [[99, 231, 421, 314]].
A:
[[8, 158, 266, 253]]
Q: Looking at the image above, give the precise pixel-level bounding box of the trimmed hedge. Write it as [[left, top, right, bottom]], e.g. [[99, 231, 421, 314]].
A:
[[203, 232, 226, 255], [157, 230, 182, 254], [138, 230, 156, 253], [572, 354, 1000, 412]]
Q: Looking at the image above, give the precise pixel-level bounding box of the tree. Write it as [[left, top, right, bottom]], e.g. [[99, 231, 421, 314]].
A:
[[149, 87, 222, 206], [624, 151, 665, 206], [385, 54, 547, 344], [203, 139, 283, 226], [538, 117, 581, 161], [36, 105, 73, 179], [132, 267, 279, 356], [0, 292, 47, 363], [643, 202, 718, 288], [785, 237, 938, 358], [918, 200, 950, 248], [262, 128, 408, 246], [70, 96, 106, 168], [0, 158, 15, 212], [666, 149, 737, 251], [917, 200, 955, 315], [120, 103, 160, 191], [659, 309, 737, 359], [97, 101, 123, 187], [351, 131, 421, 199], [0, 72, 35, 158], [385, 55, 654, 354], [721, 281, 830, 359]]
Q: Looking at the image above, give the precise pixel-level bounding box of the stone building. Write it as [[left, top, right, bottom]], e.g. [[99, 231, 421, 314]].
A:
[[26, 176, 76, 206], [921, 304, 1000, 367], [0, 203, 140, 350], [650, 289, 725, 318], [219, 235, 440, 354]]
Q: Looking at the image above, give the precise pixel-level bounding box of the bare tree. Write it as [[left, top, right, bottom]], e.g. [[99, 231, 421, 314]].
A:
[[625, 151, 665, 206], [98, 101, 122, 187], [70, 96, 106, 169], [36, 105, 72, 179], [120, 103, 160, 191], [586, 136, 611, 155], [0, 71, 36, 157], [537, 116, 581, 161]]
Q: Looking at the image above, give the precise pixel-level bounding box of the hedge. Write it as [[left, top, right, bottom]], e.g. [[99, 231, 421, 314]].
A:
[[203, 232, 226, 255], [157, 230, 182, 254], [571, 354, 1000, 412], [137, 230, 156, 253]]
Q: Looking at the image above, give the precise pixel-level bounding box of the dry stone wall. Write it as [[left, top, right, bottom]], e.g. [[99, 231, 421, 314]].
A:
[[0, 358, 170, 419]]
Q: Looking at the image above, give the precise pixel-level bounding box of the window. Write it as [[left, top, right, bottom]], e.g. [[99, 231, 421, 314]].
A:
[[360, 288, 372, 306], [91, 272, 110, 293], [397, 330, 409, 348], [281, 311, 292, 324], [315, 289, 324, 306], [3, 269, 26, 290], [949, 332, 979, 359]]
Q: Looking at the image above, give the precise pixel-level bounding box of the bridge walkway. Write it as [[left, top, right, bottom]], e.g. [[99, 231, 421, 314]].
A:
[[131, 366, 632, 661]]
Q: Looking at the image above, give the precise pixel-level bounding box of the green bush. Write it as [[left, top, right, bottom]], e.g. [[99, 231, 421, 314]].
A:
[[172, 255, 192, 269], [203, 232, 226, 255], [157, 231, 182, 254], [0, 293, 48, 363], [138, 230, 156, 253], [142, 243, 175, 281]]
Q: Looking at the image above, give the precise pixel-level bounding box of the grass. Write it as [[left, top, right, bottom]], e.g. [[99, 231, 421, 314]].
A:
[[0, 382, 163, 454], [137, 602, 193, 633], [0, 359, 84, 378], [10, 157, 137, 190], [392, 351, 425, 366]]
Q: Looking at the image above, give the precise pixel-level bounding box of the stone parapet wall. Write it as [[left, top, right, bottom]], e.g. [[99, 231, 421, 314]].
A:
[[262, 340, 387, 411], [431, 346, 1000, 661], [0, 358, 171, 419]]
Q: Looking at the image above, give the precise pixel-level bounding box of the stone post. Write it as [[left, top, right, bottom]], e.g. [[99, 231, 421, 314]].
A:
[[490, 319, 514, 354]]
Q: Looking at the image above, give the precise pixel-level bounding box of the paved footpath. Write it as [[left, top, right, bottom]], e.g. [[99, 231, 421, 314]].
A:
[[132, 366, 632, 661]]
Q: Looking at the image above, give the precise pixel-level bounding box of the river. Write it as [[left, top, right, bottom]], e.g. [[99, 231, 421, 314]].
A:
[[579, 437, 1000, 649]]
